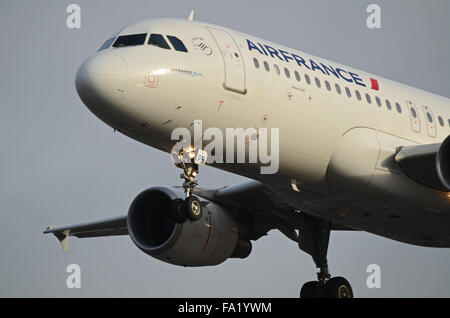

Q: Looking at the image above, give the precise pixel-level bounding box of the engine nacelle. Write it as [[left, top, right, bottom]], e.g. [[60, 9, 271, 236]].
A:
[[437, 135, 450, 190], [396, 134, 450, 192], [127, 187, 252, 267]]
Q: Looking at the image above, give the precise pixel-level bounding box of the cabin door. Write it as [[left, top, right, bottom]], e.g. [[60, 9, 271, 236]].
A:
[[206, 27, 247, 94], [406, 100, 421, 133]]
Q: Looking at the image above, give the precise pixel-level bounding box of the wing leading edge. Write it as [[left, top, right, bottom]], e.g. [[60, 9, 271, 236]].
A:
[[43, 215, 128, 251]]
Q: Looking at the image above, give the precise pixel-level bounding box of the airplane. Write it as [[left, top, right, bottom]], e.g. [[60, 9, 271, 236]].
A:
[[44, 11, 450, 298]]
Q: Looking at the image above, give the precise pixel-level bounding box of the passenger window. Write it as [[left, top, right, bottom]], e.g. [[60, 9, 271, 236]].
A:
[[376, 97, 383, 108], [167, 36, 188, 52], [284, 68, 291, 79], [448, 119, 450, 127], [325, 81, 331, 91], [253, 58, 260, 69], [426, 112, 433, 123], [148, 34, 170, 49], [438, 116, 444, 127], [305, 74, 311, 85], [410, 107, 417, 118], [395, 102, 402, 114], [294, 71, 301, 81], [264, 61, 270, 72], [113, 33, 147, 48], [315, 77, 321, 88], [98, 37, 116, 51], [386, 100, 392, 110], [355, 90, 361, 100], [366, 94, 372, 104], [274, 64, 280, 75], [345, 87, 351, 98], [335, 84, 341, 95]]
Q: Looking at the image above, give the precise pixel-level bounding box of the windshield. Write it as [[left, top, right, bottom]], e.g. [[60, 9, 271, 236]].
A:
[[113, 33, 147, 48]]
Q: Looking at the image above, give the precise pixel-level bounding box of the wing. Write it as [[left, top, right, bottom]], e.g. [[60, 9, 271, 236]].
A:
[[44, 181, 356, 250], [43, 215, 127, 251], [192, 180, 355, 242]]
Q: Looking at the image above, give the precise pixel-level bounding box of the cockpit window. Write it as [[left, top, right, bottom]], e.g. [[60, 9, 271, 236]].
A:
[[148, 34, 170, 49], [98, 37, 116, 52], [167, 36, 188, 52], [113, 33, 147, 48]]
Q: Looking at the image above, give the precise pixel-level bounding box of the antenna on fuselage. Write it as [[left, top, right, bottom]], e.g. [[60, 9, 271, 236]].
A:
[[188, 10, 195, 21]]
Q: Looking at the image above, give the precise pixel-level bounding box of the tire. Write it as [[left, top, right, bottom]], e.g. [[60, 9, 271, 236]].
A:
[[184, 196, 202, 221], [300, 281, 319, 298], [169, 199, 187, 224], [325, 277, 353, 298]]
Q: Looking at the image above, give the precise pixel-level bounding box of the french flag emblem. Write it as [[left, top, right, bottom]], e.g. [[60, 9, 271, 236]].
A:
[[370, 78, 379, 91]]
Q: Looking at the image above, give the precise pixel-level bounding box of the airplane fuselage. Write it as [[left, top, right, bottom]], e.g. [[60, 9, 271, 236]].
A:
[[75, 19, 450, 247]]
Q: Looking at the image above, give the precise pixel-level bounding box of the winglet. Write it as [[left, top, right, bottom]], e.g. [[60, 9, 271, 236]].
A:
[[46, 226, 71, 252], [188, 10, 195, 21], [58, 230, 71, 252]]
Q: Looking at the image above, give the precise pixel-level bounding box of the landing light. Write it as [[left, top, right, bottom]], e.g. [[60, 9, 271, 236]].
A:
[[152, 68, 169, 76], [291, 180, 301, 193]]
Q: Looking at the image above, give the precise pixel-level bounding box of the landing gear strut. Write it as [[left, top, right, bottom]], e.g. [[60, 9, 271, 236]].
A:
[[171, 149, 203, 223], [298, 214, 353, 298]]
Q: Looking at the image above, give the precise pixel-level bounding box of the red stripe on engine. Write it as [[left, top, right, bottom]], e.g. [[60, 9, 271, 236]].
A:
[[201, 211, 212, 253]]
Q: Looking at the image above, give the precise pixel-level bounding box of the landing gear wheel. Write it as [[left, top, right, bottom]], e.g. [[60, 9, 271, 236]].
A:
[[300, 281, 319, 298], [184, 196, 202, 221], [169, 199, 187, 224], [297, 214, 355, 298], [325, 277, 353, 298]]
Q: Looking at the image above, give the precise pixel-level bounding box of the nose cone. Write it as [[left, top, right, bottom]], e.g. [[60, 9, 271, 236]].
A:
[[75, 53, 127, 118]]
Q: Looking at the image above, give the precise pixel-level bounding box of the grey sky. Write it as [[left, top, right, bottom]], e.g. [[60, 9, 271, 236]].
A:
[[0, 0, 449, 297]]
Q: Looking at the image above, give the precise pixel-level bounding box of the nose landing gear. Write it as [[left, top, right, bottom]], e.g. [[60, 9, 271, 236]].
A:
[[170, 149, 204, 223]]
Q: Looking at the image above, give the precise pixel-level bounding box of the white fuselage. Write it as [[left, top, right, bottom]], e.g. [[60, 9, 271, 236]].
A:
[[75, 19, 450, 247]]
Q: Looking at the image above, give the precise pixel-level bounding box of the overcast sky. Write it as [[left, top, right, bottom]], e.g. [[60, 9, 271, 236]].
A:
[[0, 0, 449, 298]]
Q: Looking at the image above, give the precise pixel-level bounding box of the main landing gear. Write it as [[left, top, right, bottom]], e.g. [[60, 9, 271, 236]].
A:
[[298, 214, 353, 298], [170, 149, 203, 224]]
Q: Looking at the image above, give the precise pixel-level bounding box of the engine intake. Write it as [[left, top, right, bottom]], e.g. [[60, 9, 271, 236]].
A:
[[127, 187, 252, 267]]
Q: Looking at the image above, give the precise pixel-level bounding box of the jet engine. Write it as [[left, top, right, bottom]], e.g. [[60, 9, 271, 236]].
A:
[[127, 187, 252, 267], [396, 134, 450, 192]]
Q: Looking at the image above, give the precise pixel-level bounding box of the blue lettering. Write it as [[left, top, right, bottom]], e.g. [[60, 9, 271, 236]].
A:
[[349, 72, 367, 87], [258, 42, 268, 56], [292, 54, 311, 70], [336, 68, 353, 83], [310, 59, 326, 75], [264, 45, 284, 61], [248, 39, 368, 88], [279, 50, 294, 63], [320, 63, 339, 79], [247, 39, 263, 55]]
